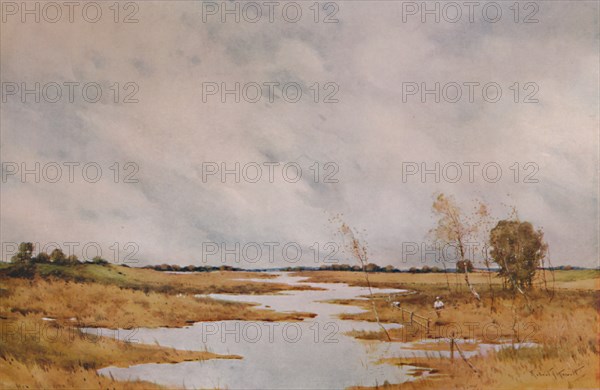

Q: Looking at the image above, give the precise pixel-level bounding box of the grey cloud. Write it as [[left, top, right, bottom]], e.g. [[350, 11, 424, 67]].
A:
[[0, 1, 597, 268]]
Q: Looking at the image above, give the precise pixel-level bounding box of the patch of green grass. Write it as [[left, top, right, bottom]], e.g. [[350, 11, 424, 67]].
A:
[[3, 263, 147, 290], [37, 263, 129, 286], [551, 269, 600, 282], [496, 345, 560, 362]]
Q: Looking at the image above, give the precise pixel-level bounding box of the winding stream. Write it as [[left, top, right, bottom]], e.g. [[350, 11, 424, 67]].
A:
[[86, 273, 527, 389]]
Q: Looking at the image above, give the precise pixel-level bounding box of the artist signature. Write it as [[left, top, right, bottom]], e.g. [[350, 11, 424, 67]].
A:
[[530, 365, 585, 380]]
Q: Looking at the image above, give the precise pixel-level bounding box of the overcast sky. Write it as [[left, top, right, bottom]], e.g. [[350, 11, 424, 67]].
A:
[[1, 1, 598, 268]]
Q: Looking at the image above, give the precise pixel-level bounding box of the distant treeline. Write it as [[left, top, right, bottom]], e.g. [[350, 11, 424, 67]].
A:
[[8, 242, 590, 274], [145, 261, 480, 273], [8, 242, 109, 265], [145, 263, 406, 273], [279, 262, 474, 273], [144, 264, 243, 272], [546, 265, 588, 271]]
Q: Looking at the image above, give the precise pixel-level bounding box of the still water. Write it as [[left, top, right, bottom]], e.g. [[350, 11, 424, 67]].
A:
[[88, 273, 487, 389]]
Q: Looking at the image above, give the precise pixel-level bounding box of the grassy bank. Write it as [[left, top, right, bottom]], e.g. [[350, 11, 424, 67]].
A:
[[292, 269, 599, 290], [0, 262, 317, 295], [0, 315, 240, 389], [1, 277, 314, 329], [0, 263, 314, 389], [349, 350, 598, 390], [1, 263, 317, 328]]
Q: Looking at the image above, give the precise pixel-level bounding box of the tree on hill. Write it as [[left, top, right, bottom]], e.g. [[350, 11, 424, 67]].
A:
[[90, 256, 109, 265], [65, 254, 80, 264], [34, 252, 50, 263], [489, 219, 547, 291], [49, 248, 67, 264], [11, 242, 34, 263]]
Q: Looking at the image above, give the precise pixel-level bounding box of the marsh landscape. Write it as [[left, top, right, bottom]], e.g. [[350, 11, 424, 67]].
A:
[[1, 257, 598, 389], [1, 1, 598, 389]]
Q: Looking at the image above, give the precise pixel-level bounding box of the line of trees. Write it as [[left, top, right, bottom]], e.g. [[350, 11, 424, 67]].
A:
[[9, 242, 108, 265], [7, 210, 552, 289], [318, 263, 399, 272], [146, 264, 238, 272]]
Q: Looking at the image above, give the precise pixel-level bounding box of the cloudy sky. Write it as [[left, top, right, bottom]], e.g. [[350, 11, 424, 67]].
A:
[[1, 1, 598, 268]]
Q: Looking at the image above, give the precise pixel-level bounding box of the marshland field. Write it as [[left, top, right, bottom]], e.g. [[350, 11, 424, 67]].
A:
[[0, 262, 598, 389]]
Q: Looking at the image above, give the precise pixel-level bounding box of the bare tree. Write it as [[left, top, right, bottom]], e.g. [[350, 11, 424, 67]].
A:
[[431, 193, 480, 301], [335, 219, 392, 341]]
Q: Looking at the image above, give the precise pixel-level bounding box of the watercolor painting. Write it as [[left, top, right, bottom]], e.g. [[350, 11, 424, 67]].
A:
[[1, 1, 598, 389]]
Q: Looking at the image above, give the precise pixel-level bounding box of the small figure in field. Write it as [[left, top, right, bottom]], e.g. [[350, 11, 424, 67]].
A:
[[434, 296, 444, 318]]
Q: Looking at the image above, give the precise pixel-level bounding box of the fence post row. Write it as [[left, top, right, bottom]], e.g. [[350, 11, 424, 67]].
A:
[[394, 306, 430, 336]]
